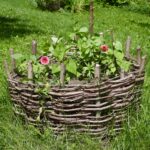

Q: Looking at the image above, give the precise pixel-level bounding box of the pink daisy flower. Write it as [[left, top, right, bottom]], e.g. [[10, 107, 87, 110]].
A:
[[100, 45, 109, 52], [40, 56, 49, 65]]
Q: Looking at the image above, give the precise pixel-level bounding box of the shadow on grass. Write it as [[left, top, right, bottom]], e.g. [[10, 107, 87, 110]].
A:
[[130, 19, 150, 30], [137, 22, 150, 29], [124, 5, 150, 16], [0, 16, 42, 39]]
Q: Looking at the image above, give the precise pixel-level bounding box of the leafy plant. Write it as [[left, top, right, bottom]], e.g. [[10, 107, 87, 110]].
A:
[[49, 36, 78, 80], [14, 26, 131, 85], [67, 27, 131, 79], [14, 54, 51, 83]]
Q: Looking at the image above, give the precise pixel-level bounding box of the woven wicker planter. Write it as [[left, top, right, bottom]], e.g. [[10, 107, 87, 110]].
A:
[[6, 48, 145, 139], [3, 1, 146, 139]]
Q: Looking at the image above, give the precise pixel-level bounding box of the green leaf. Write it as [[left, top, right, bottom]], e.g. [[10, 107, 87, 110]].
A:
[[108, 49, 114, 55], [69, 33, 76, 40], [114, 41, 122, 51], [85, 48, 90, 55], [51, 36, 58, 45], [106, 70, 110, 76], [93, 37, 102, 46], [121, 61, 131, 72], [102, 59, 109, 64], [79, 27, 88, 33], [30, 55, 37, 61], [53, 45, 66, 61], [49, 46, 54, 53], [77, 72, 81, 78], [51, 64, 60, 74], [12, 53, 23, 59], [66, 59, 77, 75], [110, 67, 116, 73], [114, 51, 124, 61]]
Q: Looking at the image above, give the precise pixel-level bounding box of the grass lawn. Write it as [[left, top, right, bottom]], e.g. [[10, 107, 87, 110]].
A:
[[0, 0, 150, 149]]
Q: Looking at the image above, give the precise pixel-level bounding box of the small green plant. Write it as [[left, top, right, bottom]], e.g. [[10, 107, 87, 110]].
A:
[[68, 27, 131, 79], [14, 27, 131, 85]]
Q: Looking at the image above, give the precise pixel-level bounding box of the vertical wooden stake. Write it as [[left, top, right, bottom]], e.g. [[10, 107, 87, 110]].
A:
[[139, 56, 146, 74], [60, 63, 65, 86], [125, 36, 131, 59], [94, 64, 100, 79], [99, 32, 104, 44], [10, 48, 16, 73], [120, 69, 125, 79], [32, 40, 37, 55], [28, 61, 33, 84], [89, 0, 94, 35], [94, 64, 101, 118], [99, 32, 104, 37]]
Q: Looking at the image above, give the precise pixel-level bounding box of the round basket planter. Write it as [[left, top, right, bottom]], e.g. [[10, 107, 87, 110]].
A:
[[5, 43, 145, 139]]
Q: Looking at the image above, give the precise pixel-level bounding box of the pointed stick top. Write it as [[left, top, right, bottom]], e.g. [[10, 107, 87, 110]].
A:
[[99, 32, 104, 37], [139, 55, 146, 74], [89, 0, 94, 35], [125, 36, 131, 59], [28, 61, 33, 84], [94, 64, 100, 79], [32, 40, 37, 55], [137, 46, 141, 51], [60, 63, 66, 87], [120, 69, 125, 79]]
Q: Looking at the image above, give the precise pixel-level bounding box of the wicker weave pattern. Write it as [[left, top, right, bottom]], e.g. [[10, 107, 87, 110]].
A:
[[46, 82, 113, 137], [7, 64, 145, 138]]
